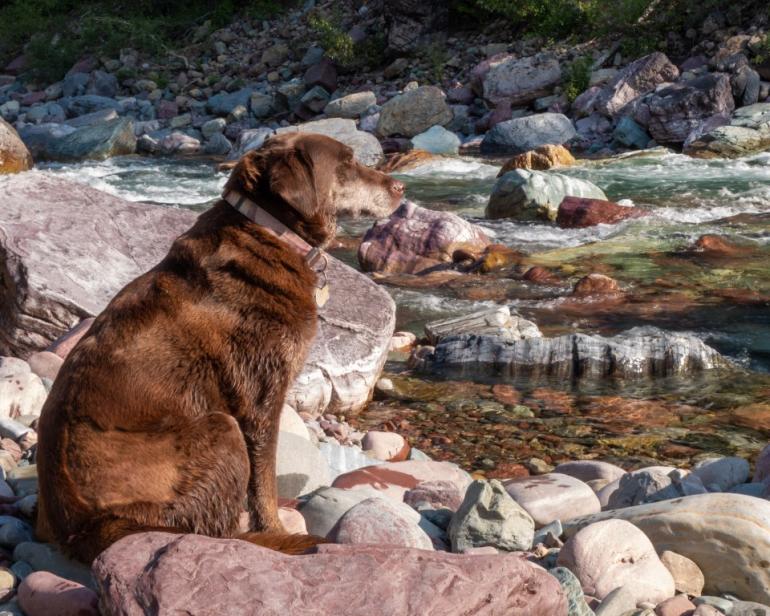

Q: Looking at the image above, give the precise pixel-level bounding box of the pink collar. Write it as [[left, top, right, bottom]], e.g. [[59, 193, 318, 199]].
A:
[[222, 189, 329, 308]]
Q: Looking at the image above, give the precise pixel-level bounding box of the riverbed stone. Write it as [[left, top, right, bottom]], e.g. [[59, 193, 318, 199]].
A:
[[558, 519, 675, 604], [297, 486, 386, 538], [362, 431, 408, 461], [475, 53, 562, 107], [358, 200, 490, 274], [424, 307, 541, 345], [596, 52, 680, 117], [487, 169, 606, 221], [335, 496, 433, 550], [324, 91, 376, 119], [38, 117, 135, 162], [276, 432, 331, 499], [685, 102, 770, 158], [554, 461, 627, 485], [275, 118, 384, 167], [691, 456, 749, 492], [504, 473, 600, 527], [557, 197, 648, 228], [601, 467, 707, 509], [17, 572, 98, 616], [562, 493, 770, 603], [659, 551, 705, 597], [93, 532, 568, 615], [377, 86, 452, 137], [550, 567, 594, 616], [497, 144, 575, 174], [403, 480, 466, 512], [0, 119, 33, 174], [481, 113, 576, 155], [754, 443, 770, 483], [410, 125, 461, 155]]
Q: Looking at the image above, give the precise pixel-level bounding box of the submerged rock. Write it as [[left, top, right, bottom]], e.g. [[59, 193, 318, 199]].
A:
[[557, 197, 648, 228], [358, 201, 490, 274], [419, 327, 726, 380], [424, 307, 541, 345], [94, 533, 568, 615], [487, 169, 606, 221]]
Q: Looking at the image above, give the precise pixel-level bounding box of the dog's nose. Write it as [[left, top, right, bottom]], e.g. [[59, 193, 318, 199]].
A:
[[390, 180, 405, 195]]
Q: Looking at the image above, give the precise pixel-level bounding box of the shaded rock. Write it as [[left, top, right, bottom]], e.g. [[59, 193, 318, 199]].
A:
[[557, 197, 648, 228], [593, 586, 637, 616], [660, 550, 705, 597], [332, 460, 471, 503], [424, 307, 541, 345], [562, 493, 770, 603], [377, 86, 452, 137], [504, 473, 600, 527], [358, 201, 490, 274], [410, 125, 460, 155], [0, 173, 196, 356], [476, 53, 562, 107], [550, 567, 595, 616], [486, 169, 607, 221], [558, 519, 675, 604], [613, 116, 651, 149], [93, 533, 568, 615], [655, 595, 696, 616], [207, 88, 252, 116], [300, 85, 331, 114], [304, 58, 337, 93], [335, 497, 433, 550], [41, 118, 135, 162], [497, 144, 575, 174], [481, 113, 576, 155], [420, 327, 726, 381], [324, 91, 376, 119], [596, 53, 680, 117], [754, 443, 770, 483], [17, 572, 98, 616], [12, 542, 93, 588], [276, 118, 384, 167], [448, 479, 535, 552], [643, 74, 735, 145], [0, 119, 32, 174], [297, 486, 385, 538], [276, 432, 331, 499], [691, 456, 749, 491], [602, 467, 707, 509]]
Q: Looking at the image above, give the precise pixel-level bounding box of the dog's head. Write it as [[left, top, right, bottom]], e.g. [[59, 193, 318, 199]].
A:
[[224, 133, 404, 247]]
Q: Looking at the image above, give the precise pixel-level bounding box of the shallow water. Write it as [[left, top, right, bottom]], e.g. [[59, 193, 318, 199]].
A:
[[38, 151, 770, 470]]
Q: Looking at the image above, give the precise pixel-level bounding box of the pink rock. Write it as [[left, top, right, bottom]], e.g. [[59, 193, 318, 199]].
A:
[[278, 506, 307, 535], [504, 473, 601, 526], [335, 497, 433, 550], [27, 351, 63, 381], [404, 480, 466, 511], [553, 460, 627, 485], [557, 519, 675, 605], [93, 533, 568, 615], [332, 460, 471, 503], [557, 197, 649, 228], [358, 201, 490, 274], [362, 431, 408, 461], [46, 318, 95, 359], [655, 594, 696, 616], [17, 571, 99, 616]]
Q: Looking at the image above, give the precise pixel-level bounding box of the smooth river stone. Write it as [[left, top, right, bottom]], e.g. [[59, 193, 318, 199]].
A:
[[297, 486, 386, 538], [93, 533, 568, 615], [562, 493, 770, 603], [504, 473, 600, 527], [17, 571, 98, 616], [553, 460, 627, 485], [334, 497, 433, 550], [691, 456, 749, 492], [557, 519, 675, 605], [332, 460, 471, 503]]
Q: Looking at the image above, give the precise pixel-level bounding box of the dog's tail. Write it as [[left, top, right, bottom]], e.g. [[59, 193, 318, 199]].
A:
[[236, 531, 328, 555]]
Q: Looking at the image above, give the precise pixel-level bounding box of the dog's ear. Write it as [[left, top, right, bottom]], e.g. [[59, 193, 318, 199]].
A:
[[223, 149, 263, 196], [266, 147, 322, 220]]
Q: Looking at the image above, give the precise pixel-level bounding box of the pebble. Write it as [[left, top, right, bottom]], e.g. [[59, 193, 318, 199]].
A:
[[334, 497, 434, 550]]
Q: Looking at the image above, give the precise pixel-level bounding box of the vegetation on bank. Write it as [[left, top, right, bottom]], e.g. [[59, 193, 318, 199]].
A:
[[1, 0, 768, 83]]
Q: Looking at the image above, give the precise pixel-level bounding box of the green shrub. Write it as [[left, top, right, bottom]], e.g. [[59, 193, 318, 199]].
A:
[[563, 56, 593, 102], [308, 14, 355, 66]]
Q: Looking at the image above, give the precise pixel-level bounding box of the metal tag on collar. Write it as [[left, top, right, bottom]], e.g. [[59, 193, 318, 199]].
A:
[[314, 284, 330, 308]]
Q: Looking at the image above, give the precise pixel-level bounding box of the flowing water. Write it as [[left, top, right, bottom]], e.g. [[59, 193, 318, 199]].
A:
[[39, 152, 770, 471]]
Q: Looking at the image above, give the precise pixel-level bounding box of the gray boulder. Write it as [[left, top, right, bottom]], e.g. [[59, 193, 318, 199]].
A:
[[481, 112, 576, 155], [685, 102, 770, 158], [596, 53, 680, 117], [641, 73, 735, 144], [377, 86, 452, 138], [425, 307, 541, 345], [604, 468, 708, 509], [60, 95, 121, 117], [324, 91, 377, 119], [276, 118, 384, 167], [478, 53, 562, 107], [18, 124, 76, 159], [448, 479, 535, 552], [41, 117, 136, 161], [486, 169, 606, 221], [419, 326, 727, 381], [206, 88, 252, 116]]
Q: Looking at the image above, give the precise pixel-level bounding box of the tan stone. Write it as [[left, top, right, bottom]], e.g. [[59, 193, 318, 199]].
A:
[[0, 118, 32, 174], [660, 551, 705, 597], [497, 144, 575, 175]]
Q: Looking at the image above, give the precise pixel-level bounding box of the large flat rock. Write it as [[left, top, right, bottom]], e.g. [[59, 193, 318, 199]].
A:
[[93, 533, 568, 615], [0, 173, 394, 416]]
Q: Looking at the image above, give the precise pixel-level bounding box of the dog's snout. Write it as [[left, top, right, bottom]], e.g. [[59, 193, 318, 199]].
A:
[[390, 180, 405, 195]]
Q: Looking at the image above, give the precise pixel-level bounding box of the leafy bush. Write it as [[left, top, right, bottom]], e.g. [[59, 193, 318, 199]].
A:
[[562, 56, 593, 102], [308, 14, 355, 66]]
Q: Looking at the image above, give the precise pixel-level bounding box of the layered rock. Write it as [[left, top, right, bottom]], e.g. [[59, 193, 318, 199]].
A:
[[419, 327, 727, 380], [358, 201, 490, 274], [376, 86, 452, 137], [595, 52, 680, 117], [486, 169, 606, 221], [562, 493, 770, 603], [0, 119, 33, 173], [480, 113, 576, 155], [94, 533, 568, 615], [642, 73, 735, 145]]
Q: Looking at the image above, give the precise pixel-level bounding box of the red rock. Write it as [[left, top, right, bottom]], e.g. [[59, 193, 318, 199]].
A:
[[557, 197, 648, 228], [523, 266, 561, 285], [18, 571, 99, 616], [690, 234, 744, 256], [46, 318, 95, 359], [573, 273, 621, 296], [93, 533, 568, 615], [332, 460, 471, 503]]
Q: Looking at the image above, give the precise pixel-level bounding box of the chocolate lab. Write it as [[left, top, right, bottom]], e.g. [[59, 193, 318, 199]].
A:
[[35, 133, 405, 563]]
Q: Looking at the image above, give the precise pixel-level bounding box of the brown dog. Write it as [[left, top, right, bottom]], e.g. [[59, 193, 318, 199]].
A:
[[35, 133, 404, 563]]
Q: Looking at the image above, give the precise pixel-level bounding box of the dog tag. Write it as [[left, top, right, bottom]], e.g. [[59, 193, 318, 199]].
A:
[[315, 284, 330, 308]]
